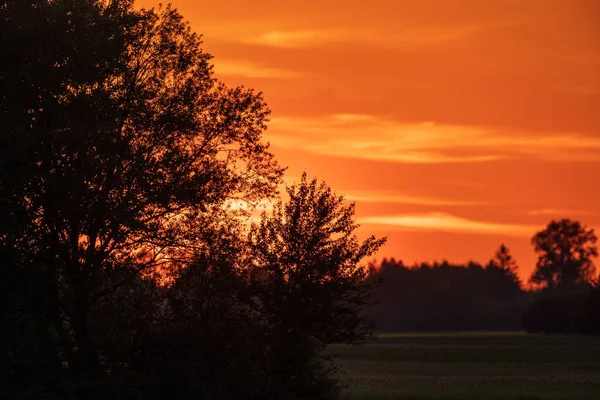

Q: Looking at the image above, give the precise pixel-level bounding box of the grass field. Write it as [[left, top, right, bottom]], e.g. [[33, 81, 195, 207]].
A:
[[332, 332, 600, 400]]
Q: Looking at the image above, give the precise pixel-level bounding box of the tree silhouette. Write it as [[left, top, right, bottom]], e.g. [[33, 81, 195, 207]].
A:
[[248, 174, 386, 397], [488, 244, 518, 275], [368, 258, 528, 332], [1, 3, 390, 396], [1, 0, 282, 379], [486, 244, 522, 300], [529, 219, 598, 292]]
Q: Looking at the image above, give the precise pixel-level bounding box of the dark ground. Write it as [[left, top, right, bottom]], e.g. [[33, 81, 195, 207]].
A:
[[333, 332, 600, 400]]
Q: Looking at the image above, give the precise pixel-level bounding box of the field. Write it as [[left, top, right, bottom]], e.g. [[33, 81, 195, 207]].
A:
[[332, 332, 600, 400]]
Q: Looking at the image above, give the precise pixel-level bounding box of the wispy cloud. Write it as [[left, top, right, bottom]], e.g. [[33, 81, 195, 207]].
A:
[[214, 60, 301, 79], [280, 178, 487, 207], [241, 25, 481, 48], [345, 191, 486, 206], [359, 212, 538, 237], [199, 21, 484, 49], [245, 30, 334, 48], [527, 208, 593, 217], [266, 115, 600, 163]]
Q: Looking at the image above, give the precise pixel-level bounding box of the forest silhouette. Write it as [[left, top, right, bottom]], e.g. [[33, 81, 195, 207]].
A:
[[1, 1, 599, 399], [367, 220, 599, 334]]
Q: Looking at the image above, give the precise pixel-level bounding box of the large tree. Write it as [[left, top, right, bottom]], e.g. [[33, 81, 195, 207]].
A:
[[0, 0, 282, 377], [529, 219, 598, 292]]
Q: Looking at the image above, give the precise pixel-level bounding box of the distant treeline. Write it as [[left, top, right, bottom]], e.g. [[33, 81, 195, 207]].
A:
[[366, 257, 530, 332], [366, 219, 600, 335]]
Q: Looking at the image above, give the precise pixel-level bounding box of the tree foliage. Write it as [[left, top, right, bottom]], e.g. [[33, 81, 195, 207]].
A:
[[248, 174, 386, 397], [0, 5, 383, 390], [1, 0, 283, 377], [529, 219, 598, 292], [5, 2, 404, 398]]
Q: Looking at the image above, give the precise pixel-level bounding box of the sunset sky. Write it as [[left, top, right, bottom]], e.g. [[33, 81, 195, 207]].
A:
[[138, 0, 599, 279]]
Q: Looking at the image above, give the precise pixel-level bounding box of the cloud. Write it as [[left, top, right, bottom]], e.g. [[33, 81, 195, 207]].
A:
[[345, 191, 486, 206], [241, 26, 481, 48], [280, 177, 487, 207], [359, 212, 538, 237], [527, 208, 593, 217], [245, 30, 334, 48], [266, 115, 600, 164], [198, 20, 484, 49], [214, 60, 302, 79]]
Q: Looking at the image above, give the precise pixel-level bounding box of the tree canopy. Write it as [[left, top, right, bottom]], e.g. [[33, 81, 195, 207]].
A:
[[248, 174, 385, 397], [0, 1, 384, 398], [1, 0, 284, 378], [529, 219, 598, 292]]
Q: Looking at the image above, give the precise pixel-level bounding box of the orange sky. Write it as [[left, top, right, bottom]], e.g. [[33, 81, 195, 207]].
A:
[[138, 0, 600, 279]]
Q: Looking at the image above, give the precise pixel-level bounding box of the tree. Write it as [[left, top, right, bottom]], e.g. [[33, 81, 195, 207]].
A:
[[1, 2, 391, 397], [529, 219, 598, 292], [486, 244, 522, 300], [248, 174, 386, 398], [117, 215, 276, 399], [488, 244, 518, 275], [0, 0, 282, 378]]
